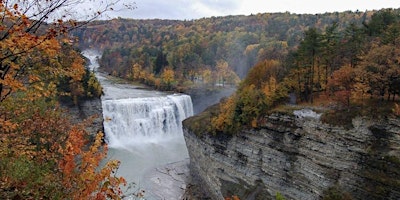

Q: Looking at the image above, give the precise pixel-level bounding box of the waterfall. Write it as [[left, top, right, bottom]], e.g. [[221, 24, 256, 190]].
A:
[[83, 49, 194, 148], [102, 94, 193, 148], [83, 49, 194, 198]]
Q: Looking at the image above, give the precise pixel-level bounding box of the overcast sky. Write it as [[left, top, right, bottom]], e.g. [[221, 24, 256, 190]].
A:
[[88, 0, 400, 20]]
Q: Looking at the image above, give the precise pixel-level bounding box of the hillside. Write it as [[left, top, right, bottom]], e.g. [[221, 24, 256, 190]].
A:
[[72, 9, 385, 91]]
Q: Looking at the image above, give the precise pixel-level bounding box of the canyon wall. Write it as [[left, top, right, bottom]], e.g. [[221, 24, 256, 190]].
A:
[[64, 98, 104, 135], [183, 111, 400, 200]]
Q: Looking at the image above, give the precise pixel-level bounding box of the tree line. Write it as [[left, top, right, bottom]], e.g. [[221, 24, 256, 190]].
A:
[[72, 9, 382, 92], [212, 9, 400, 134]]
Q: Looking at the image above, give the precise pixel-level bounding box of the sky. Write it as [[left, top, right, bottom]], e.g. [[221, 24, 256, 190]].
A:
[[89, 0, 400, 20]]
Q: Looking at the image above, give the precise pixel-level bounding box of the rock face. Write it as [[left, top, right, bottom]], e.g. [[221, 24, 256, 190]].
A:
[[183, 112, 400, 200], [63, 98, 104, 135]]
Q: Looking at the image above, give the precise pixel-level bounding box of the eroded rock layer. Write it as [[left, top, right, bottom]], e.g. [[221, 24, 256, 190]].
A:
[[183, 113, 400, 200]]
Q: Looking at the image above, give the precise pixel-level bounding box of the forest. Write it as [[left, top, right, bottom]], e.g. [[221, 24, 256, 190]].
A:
[[74, 8, 400, 134], [73, 10, 376, 89]]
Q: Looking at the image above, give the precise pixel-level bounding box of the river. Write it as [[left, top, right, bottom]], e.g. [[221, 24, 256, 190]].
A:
[[83, 50, 193, 199]]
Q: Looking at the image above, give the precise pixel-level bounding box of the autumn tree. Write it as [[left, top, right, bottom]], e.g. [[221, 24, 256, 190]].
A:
[[216, 60, 230, 87], [234, 84, 268, 128], [0, 0, 128, 101], [327, 66, 356, 107], [359, 41, 400, 100], [212, 96, 237, 134], [161, 67, 175, 90], [212, 59, 288, 133], [0, 0, 128, 198]]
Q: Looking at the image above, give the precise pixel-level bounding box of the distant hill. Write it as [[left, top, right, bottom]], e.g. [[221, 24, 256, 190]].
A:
[[72, 10, 382, 78]]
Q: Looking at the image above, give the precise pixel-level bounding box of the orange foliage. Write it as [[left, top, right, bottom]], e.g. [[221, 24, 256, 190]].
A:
[[0, 2, 125, 198], [59, 130, 126, 199], [211, 96, 236, 133], [327, 66, 356, 107], [225, 195, 240, 200]]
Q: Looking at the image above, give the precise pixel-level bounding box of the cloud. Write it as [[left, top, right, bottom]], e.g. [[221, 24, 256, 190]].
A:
[[92, 0, 241, 20], [73, 0, 400, 20]]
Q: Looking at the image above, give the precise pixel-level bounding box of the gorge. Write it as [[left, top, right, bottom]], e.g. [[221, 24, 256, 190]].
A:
[[83, 48, 400, 199], [183, 109, 400, 199], [83, 50, 194, 199]]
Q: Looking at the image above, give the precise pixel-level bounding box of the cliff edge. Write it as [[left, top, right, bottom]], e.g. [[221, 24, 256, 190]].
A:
[[183, 110, 400, 200]]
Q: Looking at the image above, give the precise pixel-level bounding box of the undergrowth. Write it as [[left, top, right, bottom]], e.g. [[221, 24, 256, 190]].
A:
[[321, 100, 397, 129]]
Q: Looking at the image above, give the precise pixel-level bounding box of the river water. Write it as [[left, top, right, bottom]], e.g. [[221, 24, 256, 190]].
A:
[[83, 50, 193, 199]]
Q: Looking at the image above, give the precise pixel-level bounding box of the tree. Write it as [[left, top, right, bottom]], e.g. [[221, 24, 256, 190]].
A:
[[234, 84, 268, 128], [154, 50, 168, 75], [295, 28, 323, 103], [364, 9, 398, 37], [320, 22, 341, 86], [59, 130, 125, 199], [327, 66, 356, 107], [0, 0, 127, 102], [242, 59, 281, 89], [359, 42, 400, 100], [0, 0, 128, 198], [216, 60, 230, 87], [161, 67, 175, 90], [342, 23, 365, 68], [212, 96, 237, 134]]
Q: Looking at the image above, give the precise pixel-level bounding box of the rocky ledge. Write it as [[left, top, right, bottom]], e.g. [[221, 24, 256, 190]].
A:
[[63, 98, 104, 135], [183, 110, 400, 200]]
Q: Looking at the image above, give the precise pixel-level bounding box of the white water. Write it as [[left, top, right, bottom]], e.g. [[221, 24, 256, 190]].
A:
[[103, 95, 193, 148], [82, 50, 193, 199]]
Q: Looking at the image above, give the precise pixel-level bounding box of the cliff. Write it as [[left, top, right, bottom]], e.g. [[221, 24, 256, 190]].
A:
[[63, 98, 104, 135], [183, 109, 400, 200]]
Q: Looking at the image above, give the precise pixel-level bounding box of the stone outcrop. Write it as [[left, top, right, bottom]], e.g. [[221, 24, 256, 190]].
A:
[[183, 111, 400, 200], [63, 98, 104, 135]]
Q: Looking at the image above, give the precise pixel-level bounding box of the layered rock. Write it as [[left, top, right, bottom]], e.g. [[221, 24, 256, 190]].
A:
[[183, 111, 400, 200], [64, 98, 104, 135]]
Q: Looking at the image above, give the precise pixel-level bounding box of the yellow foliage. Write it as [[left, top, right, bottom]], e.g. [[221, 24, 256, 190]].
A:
[[88, 72, 103, 97], [132, 63, 143, 80], [161, 68, 175, 82], [161, 68, 175, 88], [201, 68, 213, 85], [262, 76, 277, 97], [211, 96, 236, 132], [244, 44, 260, 55]]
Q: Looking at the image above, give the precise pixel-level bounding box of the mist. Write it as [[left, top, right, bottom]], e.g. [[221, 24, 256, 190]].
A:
[[189, 87, 236, 115]]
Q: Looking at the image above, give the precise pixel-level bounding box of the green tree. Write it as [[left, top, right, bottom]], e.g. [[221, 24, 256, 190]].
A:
[[364, 9, 398, 37], [295, 28, 322, 103], [342, 23, 365, 68], [320, 22, 341, 86], [154, 49, 168, 75]]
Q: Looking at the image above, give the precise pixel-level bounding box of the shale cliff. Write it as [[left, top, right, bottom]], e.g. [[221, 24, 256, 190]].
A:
[[183, 110, 400, 200], [64, 98, 104, 135]]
